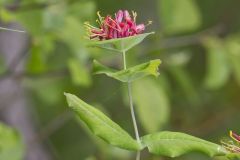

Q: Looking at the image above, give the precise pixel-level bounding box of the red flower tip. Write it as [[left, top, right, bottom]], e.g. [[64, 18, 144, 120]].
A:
[[85, 10, 151, 41], [230, 130, 240, 142], [115, 10, 124, 23]]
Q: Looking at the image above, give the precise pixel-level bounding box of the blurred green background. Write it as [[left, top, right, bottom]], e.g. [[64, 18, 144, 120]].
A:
[[0, 0, 240, 160]]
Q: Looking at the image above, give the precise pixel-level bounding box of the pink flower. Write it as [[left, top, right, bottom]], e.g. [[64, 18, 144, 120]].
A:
[[84, 10, 151, 40], [230, 130, 240, 142], [221, 131, 240, 153]]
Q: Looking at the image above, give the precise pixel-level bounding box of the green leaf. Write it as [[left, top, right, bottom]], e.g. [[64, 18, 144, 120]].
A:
[[89, 32, 154, 52], [64, 93, 141, 151], [59, 17, 89, 61], [167, 66, 199, 105], [0, 55, 6, 74], [68, 1, 96, 21], [132, 78, 170, 133], [26, 45, 47, 74], [16, 10, 43, 35], [227, 153, 240, 160], [159, 0, 201, 34], [43, 4, 66, 31], [0, 123, 24, 160], [225, 35, 240, 86], [93, 59, 161, 83], [0, 8, 15, 22], [68, 58, 92, 87], [204, 37, 230, 89], [141, 131, 227, 158]]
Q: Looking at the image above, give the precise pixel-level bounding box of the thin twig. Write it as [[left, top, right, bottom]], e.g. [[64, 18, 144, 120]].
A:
[[0, 26, 26, 33]]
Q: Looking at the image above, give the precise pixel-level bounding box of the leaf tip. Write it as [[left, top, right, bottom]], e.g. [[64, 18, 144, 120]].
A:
[[64, 92, 70, 97], [149, 59, 161, 77], [64, 92, 75, 107], [92, 59, 98, 64]]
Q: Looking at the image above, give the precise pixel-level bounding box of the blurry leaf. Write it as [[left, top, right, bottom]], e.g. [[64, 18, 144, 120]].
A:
[[16, 10, 43, 35], [68, 1, 96, 21], [60, 17, 89, 61], [0, 9, 15, 22], [26, 45, 47, 74], [0, 55, 6, 74], [93, 59, 161, 83], [227, 153, 240, 160], [85, 156, 97, 160], [141, 131, 226, 157], [225, 36, 240, 86], [43, 3, 66, 30], [168, 66, 199, 105], [24, 78, 64, 105], [68, 58, 91, 87], [166, 51, 192, 66], [64, 93, 142, 151], [204, 37, 230, 89], [159, 0, 201, 34], [0, 122, 24, 160], [132, 78, 170, 133], [89, 32, 155, 52]]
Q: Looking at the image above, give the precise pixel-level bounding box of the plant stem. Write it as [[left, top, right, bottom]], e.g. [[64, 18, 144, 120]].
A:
[[122, 50, 141, 160]]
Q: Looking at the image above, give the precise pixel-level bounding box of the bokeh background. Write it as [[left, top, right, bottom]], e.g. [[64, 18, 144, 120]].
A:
[[0, 0, 240, 160]]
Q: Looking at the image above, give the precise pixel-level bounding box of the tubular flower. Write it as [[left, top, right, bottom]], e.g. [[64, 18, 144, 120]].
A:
[[221, 131, 240, 153], [84, 10, 152, 40]]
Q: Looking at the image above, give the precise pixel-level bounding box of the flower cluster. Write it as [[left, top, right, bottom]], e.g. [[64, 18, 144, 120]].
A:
[[221, 131, 240, 153], [85, 10, 151, 40]]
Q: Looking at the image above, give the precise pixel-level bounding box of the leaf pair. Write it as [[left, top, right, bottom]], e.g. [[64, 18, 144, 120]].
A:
[[93, 59, 161, 83], [0, 123, 24, 160], [65, 93, 227, 157], [89, 32, 154, 52]]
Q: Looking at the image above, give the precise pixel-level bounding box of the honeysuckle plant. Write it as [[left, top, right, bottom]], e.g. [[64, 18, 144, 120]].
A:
[[64, 10, 238, 160]]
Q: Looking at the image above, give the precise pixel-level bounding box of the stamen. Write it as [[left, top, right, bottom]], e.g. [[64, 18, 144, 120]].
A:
[[145, 21, 153, 27], [96, 19, 102, 26], [97, 11, 104, 23], [105, 18, 121, 32], [84, 22, 99, 30], [132, 11, 137, 22]]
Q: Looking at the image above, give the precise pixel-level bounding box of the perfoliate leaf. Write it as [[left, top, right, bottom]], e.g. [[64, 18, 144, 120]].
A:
[[141, 131, 227, 158], [64, 93, 141, 151], [159, 0, 201, 34], [93, 59, 161, 83], [0, 123, 24, 160], [132, 78, 170, 133], [89, 32, 154, 52], [204, 37, 230, 89]]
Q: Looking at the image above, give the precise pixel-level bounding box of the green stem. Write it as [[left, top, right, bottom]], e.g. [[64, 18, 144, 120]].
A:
[[122, 50, 141, 160]]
